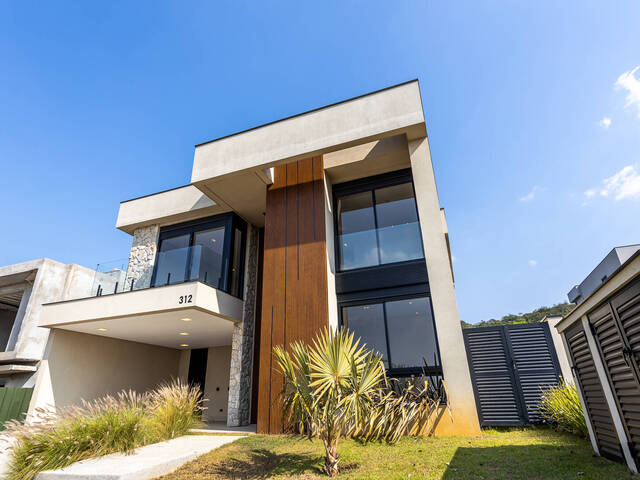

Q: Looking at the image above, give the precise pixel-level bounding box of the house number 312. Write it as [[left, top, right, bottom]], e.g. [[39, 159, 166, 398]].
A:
[[178, 295, 193, 304]]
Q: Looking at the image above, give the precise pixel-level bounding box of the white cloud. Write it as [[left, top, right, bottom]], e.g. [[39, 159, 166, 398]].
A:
[[519, 186, 542, 202], [615, 66, 640, 119], [598, 117, 612, 129], [584, 164, 640, 201], [451, 255, 458, 263], [528, 260, 537, 268]]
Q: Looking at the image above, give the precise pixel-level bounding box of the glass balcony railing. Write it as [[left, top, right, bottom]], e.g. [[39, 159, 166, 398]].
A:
[[338, 222, 424, 271], [91, 258, 131, 296], [71, 244, 227, 302]]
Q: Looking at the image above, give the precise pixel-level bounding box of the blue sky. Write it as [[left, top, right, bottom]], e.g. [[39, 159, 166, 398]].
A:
[[1, 1, 639, 324]]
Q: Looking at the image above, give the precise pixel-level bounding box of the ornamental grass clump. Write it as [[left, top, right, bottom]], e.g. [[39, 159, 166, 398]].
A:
[[273, 328, 449, 477], [4, 379, 204, 480], [539, 380, 588, 438]]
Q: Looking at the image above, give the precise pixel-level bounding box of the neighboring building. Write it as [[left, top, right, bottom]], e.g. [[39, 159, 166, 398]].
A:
[[568, 245, 640, 305], [0, 259, 95, 414], [541, 315, 573, 384], [556, 247, 640, 472], [32, 80, 480, 435]]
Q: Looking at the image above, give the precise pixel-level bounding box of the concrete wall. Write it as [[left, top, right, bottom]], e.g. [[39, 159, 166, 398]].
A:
[[409, 136, 481, 436], [30, 330, 181, 412], [0, 259, 95, 364], [543, 316, 573, 384], [203, 345, 231, 423]]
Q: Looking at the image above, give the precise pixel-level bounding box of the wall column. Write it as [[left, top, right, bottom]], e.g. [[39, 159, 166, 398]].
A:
[[408, 136, 480, 435], [227, 225, 259, 426], [125, 225, 159, 290]]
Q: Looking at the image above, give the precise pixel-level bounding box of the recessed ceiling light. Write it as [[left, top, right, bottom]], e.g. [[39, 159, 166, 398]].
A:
[[179, 332, 189, 336], [180, 343, 189, 347], [180, 318, 192, 322], [97, 328, 107, 332]]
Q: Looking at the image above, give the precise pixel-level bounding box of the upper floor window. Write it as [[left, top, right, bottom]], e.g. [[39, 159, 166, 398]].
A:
[[334, 170, 424, 271], [151, 213, 246, 298]]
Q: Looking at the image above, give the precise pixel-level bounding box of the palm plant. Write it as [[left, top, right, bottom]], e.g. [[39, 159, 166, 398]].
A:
[[273, 328, 448, 477]]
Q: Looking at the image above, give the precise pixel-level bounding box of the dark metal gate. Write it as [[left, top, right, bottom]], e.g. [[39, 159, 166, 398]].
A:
[[587, 276, 640, 465], [463, 322, 562, 426], [564, 322, 624, 462]]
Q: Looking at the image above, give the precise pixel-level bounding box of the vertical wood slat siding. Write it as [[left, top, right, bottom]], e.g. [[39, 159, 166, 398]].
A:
[[256, 157, 329, 434], [565, 323, 624, 462], [588, 276, 640, 464]]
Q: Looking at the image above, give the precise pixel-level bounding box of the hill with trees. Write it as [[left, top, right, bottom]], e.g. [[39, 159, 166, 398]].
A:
[[461, 302, 575, 329]]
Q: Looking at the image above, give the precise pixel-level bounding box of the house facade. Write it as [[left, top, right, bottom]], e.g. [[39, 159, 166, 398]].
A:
[[34, 80, 480, 434]]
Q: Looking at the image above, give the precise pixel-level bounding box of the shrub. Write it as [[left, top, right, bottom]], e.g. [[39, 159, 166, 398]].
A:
[[273, 328, 449, 477], [5, 379, 203, 480], [539, 381, 588, 438]]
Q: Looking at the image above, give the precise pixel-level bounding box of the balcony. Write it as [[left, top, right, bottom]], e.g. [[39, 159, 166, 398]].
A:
[[39, 247, 244, 349]]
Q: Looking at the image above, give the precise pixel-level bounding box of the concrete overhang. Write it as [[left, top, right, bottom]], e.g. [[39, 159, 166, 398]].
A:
[[191, 80, 427, 227], [556, 252, 640, 333], [0, 364, 37, 375], [116, 185, 229, 234], [39, 282, 242, 349]]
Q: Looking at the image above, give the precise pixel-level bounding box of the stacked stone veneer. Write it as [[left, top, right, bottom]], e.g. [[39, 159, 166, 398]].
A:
[[125, 225, 160, 290], [227, 225, 258, 426]]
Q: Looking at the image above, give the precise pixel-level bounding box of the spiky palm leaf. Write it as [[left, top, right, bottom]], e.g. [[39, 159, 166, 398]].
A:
[[274, 328, 449, 477]]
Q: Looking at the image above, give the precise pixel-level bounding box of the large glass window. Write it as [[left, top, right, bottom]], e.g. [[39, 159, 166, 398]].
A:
[[336, 176, 424, 271], [342, 296, 440, 372], [152, 214, 245, 298]]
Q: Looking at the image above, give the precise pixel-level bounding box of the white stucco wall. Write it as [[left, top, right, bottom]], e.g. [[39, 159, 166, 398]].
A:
[[30, 330, 181, 414]]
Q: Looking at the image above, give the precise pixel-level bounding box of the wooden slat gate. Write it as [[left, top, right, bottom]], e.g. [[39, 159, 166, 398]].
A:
[[586, 276, 640, 466], [463, 322, 562, 426], [0, 387, 33, 429]]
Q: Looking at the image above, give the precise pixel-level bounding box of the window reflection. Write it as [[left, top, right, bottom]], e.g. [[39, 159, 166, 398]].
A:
[[191, 227, 225, 287], [342, 303, 388, 367], [342, 296, 439, 371], [336, 181, 424, 271]]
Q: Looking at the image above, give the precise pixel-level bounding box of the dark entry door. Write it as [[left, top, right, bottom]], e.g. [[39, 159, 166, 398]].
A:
[[188, 348, 209, 394]]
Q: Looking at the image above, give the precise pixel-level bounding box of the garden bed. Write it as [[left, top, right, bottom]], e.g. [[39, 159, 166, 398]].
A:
[[157, 427, 634, 480]]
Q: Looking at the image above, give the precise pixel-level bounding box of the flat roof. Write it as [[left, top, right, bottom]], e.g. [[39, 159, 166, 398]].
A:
[[195, 79, 421, 148]]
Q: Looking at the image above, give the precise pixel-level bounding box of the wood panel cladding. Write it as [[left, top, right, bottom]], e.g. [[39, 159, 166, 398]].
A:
[[256, 157, 329, 434]]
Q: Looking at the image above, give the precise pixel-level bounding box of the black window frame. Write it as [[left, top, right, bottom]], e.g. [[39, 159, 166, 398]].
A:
[[151, 213, 247, 299], [338, 287, 443, 378], [332, 168, 424, 274]]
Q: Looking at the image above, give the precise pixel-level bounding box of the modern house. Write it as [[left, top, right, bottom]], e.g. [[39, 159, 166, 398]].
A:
[[32, 80, 480, 434], [556, 246, 640, 472], [0, 259, 95, 419]]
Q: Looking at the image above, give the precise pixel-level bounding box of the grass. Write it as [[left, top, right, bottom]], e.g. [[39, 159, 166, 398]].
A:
[[157, 427, 634, 480]]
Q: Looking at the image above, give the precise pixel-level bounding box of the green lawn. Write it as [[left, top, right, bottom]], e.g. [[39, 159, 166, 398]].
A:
[[157, 427, 634, 479]]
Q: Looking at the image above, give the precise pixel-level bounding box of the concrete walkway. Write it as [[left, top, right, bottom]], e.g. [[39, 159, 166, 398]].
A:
[[190, 422, 256, 435], [36, 435, 243, 480]]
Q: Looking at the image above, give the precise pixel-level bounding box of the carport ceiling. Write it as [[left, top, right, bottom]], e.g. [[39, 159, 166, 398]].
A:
[[53, 308, 234, 350]]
